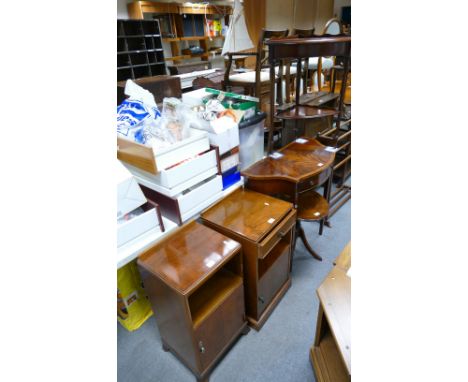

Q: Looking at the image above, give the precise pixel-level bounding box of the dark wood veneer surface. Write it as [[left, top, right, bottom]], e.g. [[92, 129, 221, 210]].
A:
[[139, 221, 241, 294], [242, 137, 335, 183], [200, 188, 293, 243]]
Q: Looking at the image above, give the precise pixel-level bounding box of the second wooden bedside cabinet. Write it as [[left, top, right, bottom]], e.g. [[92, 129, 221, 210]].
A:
[[200, 188, 296, 330]]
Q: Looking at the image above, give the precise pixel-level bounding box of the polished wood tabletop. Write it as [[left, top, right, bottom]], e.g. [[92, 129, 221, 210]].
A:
[[200, 188, 293, 243], [334, 241, 351, 272], [317, 265, 351, 374], [241, 137, 335, 183], [138, 221, 241, 295]]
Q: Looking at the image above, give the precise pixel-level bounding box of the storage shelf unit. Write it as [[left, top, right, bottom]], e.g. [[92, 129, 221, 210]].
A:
[[126, 1, 231, 65], [117, 19, 167, 81]]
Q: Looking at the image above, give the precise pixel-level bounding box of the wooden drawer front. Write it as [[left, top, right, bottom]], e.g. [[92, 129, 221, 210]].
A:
[[194, 283, 245, 370], [258, 209, 296, 259], [257, 245, 290, 317], [297, 167, 332, 193]]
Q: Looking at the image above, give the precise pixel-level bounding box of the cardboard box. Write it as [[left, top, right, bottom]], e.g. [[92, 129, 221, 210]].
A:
[[117, 201, 164, 247], [117, 128, 210, 175], [219, 146, 240, 173], [141, 175, 223, 225], [221, 166, 241, 190], [117, 161, 147, 219], [124, 146, 220, 200], [208, 123, 240, 156]]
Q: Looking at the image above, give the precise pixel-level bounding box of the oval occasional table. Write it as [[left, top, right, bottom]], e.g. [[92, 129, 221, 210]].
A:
[[241, 136, 335, 261]]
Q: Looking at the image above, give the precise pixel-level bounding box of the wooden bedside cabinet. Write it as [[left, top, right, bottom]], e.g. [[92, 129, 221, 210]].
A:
[[200, 188, 296, 330], [138, 221, 249, 382]]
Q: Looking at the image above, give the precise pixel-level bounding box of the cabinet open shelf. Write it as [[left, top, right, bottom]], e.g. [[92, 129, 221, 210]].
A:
[[311, 329, 349, 382], [258, 240, 290, 279], [189, 268, 242, 329]]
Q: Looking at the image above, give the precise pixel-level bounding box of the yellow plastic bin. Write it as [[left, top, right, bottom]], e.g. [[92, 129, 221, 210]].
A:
[[117, 259, 153, 331]]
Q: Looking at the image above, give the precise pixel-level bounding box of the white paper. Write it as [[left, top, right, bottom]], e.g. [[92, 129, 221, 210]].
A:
[[210, 115, 237, 135], [269, 152, 284, 159], [117, 161, 147, 218], [124, 79, 157, 108]]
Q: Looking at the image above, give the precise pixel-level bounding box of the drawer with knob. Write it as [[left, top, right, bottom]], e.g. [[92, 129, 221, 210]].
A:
[[201, 188, 296, 330]]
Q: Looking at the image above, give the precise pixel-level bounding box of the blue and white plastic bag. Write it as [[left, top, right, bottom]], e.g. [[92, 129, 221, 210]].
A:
[[117, 80, 162, 144], [117, 99, 161, 144]]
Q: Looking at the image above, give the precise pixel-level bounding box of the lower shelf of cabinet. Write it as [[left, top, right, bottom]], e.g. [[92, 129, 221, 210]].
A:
[[189, 269, 243, 329], [310, 330, 350, 382]]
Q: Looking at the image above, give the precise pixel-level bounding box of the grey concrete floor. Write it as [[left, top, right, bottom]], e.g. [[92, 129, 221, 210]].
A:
[[118, 182, 350, 382]]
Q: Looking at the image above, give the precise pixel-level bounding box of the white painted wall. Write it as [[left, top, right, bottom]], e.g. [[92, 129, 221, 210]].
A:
[[117, 0, 132, 19], [333, 0, 351, 19], [266, 0, 294, 31], [265, 0, 334, 33]]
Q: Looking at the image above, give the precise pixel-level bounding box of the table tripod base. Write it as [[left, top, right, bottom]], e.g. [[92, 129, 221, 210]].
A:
[[293, 221, 322, 261]]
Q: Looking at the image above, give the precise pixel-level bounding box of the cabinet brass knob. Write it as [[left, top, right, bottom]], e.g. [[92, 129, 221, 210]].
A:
[[198, 341, 205, 354]]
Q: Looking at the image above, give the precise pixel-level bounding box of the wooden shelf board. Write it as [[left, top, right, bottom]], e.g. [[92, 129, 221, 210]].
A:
[[189, 53, 210, 58], [189, 269, 242, 329], [180, 36, 208, 41], [118, 34, 161, 38], [118, 50, 164, 56], [310, 330, 350, 382], [163, 36, 210, 42], [164, 55, 190, 61]]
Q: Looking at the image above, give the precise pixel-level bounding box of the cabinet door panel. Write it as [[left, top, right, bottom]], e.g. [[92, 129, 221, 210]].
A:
[[257, 245, 290, 317], [194, 284, 245, 370]]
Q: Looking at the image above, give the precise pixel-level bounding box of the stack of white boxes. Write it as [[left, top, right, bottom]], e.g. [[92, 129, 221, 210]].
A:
[[117, 161, 164, 247], [182, 87, 242, 190], [118, 128, 223, 226]]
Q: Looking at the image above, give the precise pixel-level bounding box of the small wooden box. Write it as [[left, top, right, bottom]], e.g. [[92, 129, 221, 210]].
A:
[[138, 221, 248, 382], [201, 188, 296, 330]]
